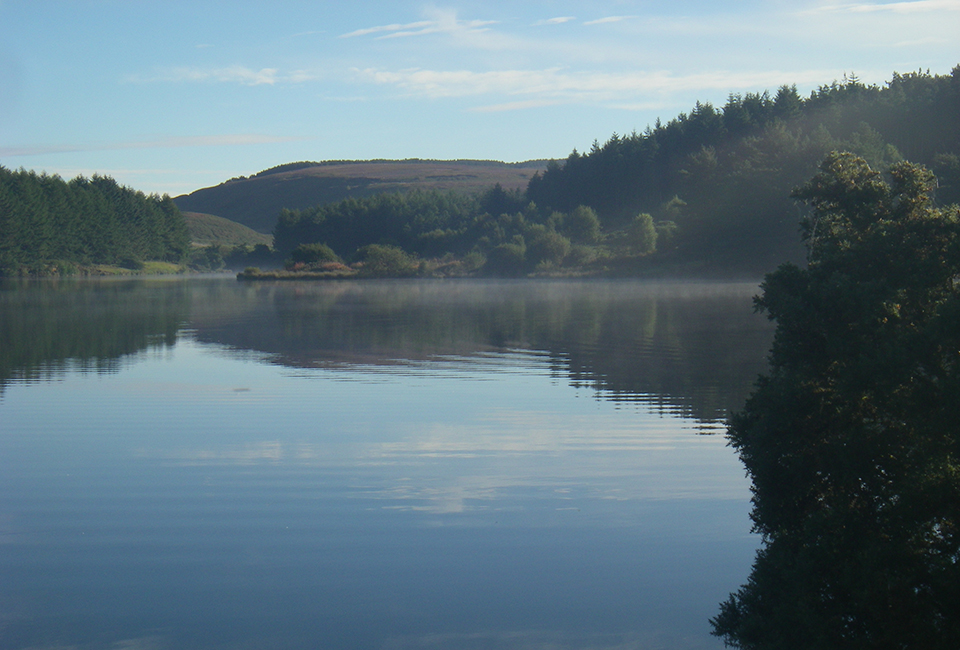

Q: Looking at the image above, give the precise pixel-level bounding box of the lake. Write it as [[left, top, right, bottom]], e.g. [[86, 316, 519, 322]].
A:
[[0, 277, 771, 650]]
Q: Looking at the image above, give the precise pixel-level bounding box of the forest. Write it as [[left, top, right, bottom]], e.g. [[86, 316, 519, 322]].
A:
[[265, 67, 960, 278], [2, 67, 958, 278], [0, 167, 190, 276]]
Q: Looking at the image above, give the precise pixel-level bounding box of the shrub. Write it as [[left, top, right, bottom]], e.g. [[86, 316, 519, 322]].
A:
[[526, 227, 571, 267], [286, 243, 340, 269], [628, 213, 658, 255], [355, 244, 417, 277], [484, 242, 527, 276], [564, 205, 602, 244]]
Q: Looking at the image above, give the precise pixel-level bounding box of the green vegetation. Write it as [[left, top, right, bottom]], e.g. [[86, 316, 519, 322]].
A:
[[0, 167, 190, 276], [270, 185, 636, 277], [0, 278, 188, 392], [4, 67, 958, 279], [527, 68, 960, 274], [174, 159, 546, 234], [267, 67, 960, 278], [182, 212, 278, 273], [712, 153, 960, 648]]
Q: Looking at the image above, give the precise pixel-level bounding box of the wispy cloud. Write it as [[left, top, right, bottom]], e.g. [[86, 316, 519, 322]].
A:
[[129, 65, 281, 86], [533, 16, 576, 26], [356, 66, 843, 105], [804, 0, 960, 14], [584, 15, 639, 25], [339, 20, 434, 38], [128, 65, 330, 86], [340, 14, 497, 40], [0, 134, 304, 157]]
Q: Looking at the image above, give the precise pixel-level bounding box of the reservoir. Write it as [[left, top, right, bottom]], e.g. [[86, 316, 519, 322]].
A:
[[0, 277, 771, 650]]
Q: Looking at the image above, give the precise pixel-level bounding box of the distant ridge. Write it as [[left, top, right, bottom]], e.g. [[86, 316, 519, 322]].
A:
[[248, 158, 551, 179], [174, 159, 550, 234]]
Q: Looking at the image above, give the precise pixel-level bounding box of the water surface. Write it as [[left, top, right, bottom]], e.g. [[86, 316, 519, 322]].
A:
[[0, 278, 770, 650]]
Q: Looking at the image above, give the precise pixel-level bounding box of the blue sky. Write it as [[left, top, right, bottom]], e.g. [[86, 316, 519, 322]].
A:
[[1, 1, 957, 197]]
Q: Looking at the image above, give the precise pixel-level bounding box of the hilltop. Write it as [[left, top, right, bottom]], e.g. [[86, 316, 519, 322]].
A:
[[174, 159, 549, 234]]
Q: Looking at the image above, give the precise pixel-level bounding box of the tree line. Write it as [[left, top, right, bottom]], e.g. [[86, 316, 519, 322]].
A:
[[4, 67, 958, 278], [267, 67, 959, 277], [0, 167, 190, 275], [270, 184, 661, 276], [526, 68, 960, 272]]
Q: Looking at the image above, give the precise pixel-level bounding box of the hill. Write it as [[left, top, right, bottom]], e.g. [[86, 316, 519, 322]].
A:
[[183, 211, 273, 248], [526, 67, 960, 274], [174, 159, 548, 234], [266, 67, 960, 279]]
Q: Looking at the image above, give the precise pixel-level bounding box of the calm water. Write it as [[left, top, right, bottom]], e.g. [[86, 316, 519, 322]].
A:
[[0, 277, 771, 650]]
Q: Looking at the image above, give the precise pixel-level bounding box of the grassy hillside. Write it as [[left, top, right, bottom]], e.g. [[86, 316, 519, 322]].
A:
[[174, 159, 549, 234], [183, 211, 273, 248]]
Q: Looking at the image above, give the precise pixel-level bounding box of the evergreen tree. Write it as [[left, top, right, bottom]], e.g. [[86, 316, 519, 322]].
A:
[[0, 167, 189, 274]]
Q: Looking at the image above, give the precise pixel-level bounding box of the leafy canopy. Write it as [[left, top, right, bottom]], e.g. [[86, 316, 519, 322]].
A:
[[713, 152, 960, 649]]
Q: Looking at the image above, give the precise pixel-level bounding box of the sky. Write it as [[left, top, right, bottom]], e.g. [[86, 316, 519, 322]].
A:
[[0, 1, 957, 197]]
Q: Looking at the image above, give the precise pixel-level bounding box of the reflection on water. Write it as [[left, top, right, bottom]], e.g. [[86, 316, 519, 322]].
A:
[[0, 277, 769, 649], [0, 277, 187, 387], [189, 279, 772, 424], [1, 278, 771, 424]]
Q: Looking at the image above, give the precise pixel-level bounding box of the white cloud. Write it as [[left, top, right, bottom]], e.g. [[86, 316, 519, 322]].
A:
[[128, 65, 330, 86], [805, 0, 960, 13], [285, 68, 325, 83], [179, 66, 278, 85], [129, 65, 280, 86], [356, 66, 846, 104], [584, 15, 639, 25], [339, 20, 434, 38], [533, 16, 576, 26], [339, 13, 497, 40]]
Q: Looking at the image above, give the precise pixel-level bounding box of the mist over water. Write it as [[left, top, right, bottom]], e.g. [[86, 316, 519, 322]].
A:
[[0, 277, 770, 650]]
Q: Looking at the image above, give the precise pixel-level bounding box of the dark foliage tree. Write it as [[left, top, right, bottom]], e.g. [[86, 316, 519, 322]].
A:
[[273, 189, 480, 258], [712, 153, 960, 649], [0, 167, 189, 274]]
